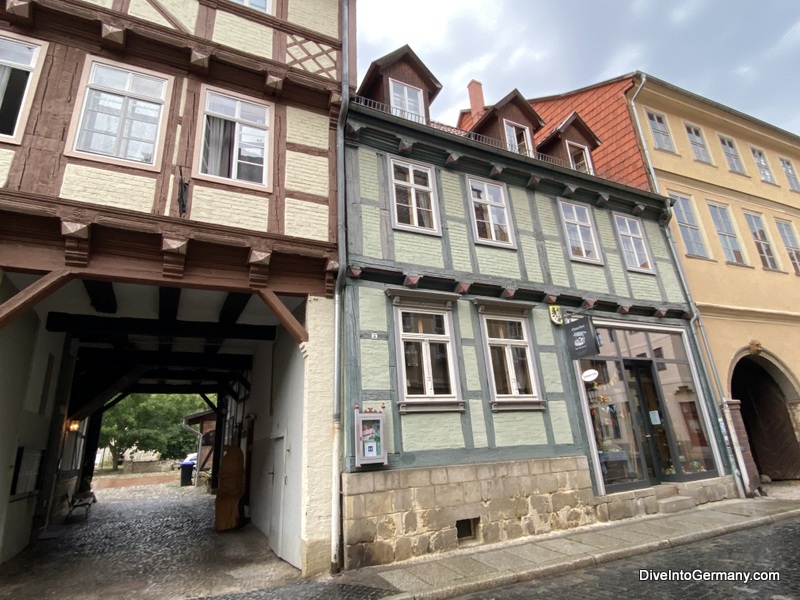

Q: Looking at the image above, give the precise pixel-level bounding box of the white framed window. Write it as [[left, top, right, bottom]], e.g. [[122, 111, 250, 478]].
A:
[[0, 33, 48, 144], [229, 0, 271, 13], [669, 193, 707, 258], [481, 314, 541, 411], [395, 307, 459, 409], [468, 177, 514, 247], [646, 110, 675, 152], [614, 213, 652, 272], [776, 219, 800, 275], [567, 141, 593, 174], [389, 78, 424, 123], [193, 86, 272, 190], [503, 119, 533, 157], [751, 147, 775, 183], [559, 199, 603, 263], [684, 124, 711, 163], [708, 203, 745, 264], [390, 158, 439, 233], [68, 57, 172, 170], [780, 158, 800, 192], [718, 135, 745, 174], [744, 212, 779, 270]]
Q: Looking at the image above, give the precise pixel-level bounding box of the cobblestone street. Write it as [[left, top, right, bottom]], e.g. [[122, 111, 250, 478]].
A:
[[0, 481, 392, 600], [451, 516, 800, 600]]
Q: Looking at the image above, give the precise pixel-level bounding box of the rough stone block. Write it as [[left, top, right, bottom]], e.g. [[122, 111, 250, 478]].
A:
[[447, 464, 477, 483], [529, 459, 551, 475], [502, 476, 522, 498], [377, 515, 399, 540], [393, 488, 413, 512], [344, 494, 365, 520], [345, 543, 366, 570], [576, 455, 589, 470], [364, 541, 394, 567], [403, 511, 418, 535], [534, 473, 558, 494], [422, 507, 454, 530], [364, 491, 393, 517], [505, 519, 524, 540], [550, 456, 578, 472], [463, 480, 483, 504], [556, 471, 578, 491], [493, 462, 509, 478], [413, 486, 436, 510], [530, 494, 552, 515], [608, 499, 635, 521], [534, 513, 552, 534], [435, 483, 465, 507], [431, 528, 458, 552], [634, 497, 647, 517], [551, 491, 578, 512], [576, 489, 595, 505], [395, 536, 413, 562], [481, 478, 500, 501], [596, 502, 609, 522], [430, 467, 449, 485], [412, 533, 430, 556], [644, 496, 659, 514], [373, 470, 400, 492], [512, 497, 529, 518], [518, 475, 535, 495], [487, 497, 515, 521], [508, 461, 530, 477], [481, 521, 501, 544], [399, 469, 430, 488], [345, 518, 377, 544], [342, 472, 374, 495], [475, 463, 495, 481], [576, 469, 593, 490]]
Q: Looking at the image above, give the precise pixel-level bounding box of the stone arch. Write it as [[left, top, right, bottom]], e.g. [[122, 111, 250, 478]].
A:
[[729, 345, 800, 481]]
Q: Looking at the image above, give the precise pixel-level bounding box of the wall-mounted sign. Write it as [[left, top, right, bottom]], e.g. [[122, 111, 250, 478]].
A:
[[354, 409, 388, 467], [581, 369, 599, 382], [567, 316, 599, 359], [549, 305, 563, 325]]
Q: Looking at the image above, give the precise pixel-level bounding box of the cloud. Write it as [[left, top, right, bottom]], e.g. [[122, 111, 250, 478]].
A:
[[669, 0, 709, 24], [764, 19, 800, 58], [597, 44, 646, 80]]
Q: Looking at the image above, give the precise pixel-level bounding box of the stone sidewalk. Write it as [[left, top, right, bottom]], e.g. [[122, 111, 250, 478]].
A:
[[328, 496, 800, 600]]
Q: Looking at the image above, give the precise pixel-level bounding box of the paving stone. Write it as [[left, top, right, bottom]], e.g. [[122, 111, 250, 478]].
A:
[[536, 537, 597, 556], [472, 549, 533, 570]]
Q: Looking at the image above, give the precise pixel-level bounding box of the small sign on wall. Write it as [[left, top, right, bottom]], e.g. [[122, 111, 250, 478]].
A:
[[567, 316, 599, 360], [354, 408, 388, 467]]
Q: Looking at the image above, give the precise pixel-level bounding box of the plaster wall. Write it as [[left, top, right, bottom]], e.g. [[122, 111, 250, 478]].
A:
[[212, 12, 273, 59], [60, 164, 156, 213]]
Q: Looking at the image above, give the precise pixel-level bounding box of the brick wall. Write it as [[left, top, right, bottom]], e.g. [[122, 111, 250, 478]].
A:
[[212, 12, 273, 59], [284, 198, 329, 241], [60, 164, 156, 213], [286, 107, 329, 149], [285, 151, 329, 197], [190, 185, 268, 231]]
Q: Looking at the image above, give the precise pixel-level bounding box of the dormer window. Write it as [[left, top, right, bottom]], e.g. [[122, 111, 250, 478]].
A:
[[389, 78, 424, 123], [567, 141, 593, 174], [503, 119, 532, 157]]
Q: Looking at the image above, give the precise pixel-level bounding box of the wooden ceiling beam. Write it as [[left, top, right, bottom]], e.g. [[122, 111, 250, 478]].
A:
[[256, 289, 309, 344], [82, 280, 118, 314], [0, 270, 73, 330]]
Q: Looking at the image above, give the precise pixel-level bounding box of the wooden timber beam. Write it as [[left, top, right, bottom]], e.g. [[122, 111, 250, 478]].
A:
[[69, 365, 150, 421], [82, 280, 118, 314], [0, 270, 73, 329], [256, 289, 309, 344]]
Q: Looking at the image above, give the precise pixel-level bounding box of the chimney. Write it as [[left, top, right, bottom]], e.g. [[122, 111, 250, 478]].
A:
[[468, 79, 485, 121]]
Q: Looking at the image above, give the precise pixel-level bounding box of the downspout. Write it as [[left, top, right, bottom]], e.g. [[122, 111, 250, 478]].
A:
[[331, 0, 349, 574], [630, 75, 748, 499]]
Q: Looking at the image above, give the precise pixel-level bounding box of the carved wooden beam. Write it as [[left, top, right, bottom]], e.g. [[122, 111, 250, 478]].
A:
[[682, 310, 693, 320], [489, 164, 504, 179], [266, 73, 284, 95], [454, 281, 471, 295], [617, 304, 631, 315], [544, 294, 559, 304], [101, 22, 126, 49], [445, 152, 462, 168], [5, 0, 33, 23], [501, 287, 516, 299], [62, 221, 90, 267], [595, 192, 610, 207], [248, 250, 271, 288], [403, 274, 421, 288], [256, 289, 308, 344], [398, 138, 414, 156], [561, 183, 578, 198], [0, 270, 73, 330], [162, 237, 188, 279], [525, 176, 541, 189], [347, 266, 362, 278], [581, 298, 596, 310], [345, 123, 363, 141], [190, 48, 212, 74], [633, 203, 646, 216], [324, 258, 339, 298], [654, 308, 667, 318]]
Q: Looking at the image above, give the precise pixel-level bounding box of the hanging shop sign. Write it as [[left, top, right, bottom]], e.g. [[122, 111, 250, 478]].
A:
[[567, 316, 599, 359]]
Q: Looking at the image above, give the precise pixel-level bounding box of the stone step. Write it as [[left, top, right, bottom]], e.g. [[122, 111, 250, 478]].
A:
[[653, 484, 678, 499], [657, 494, 696, 514]]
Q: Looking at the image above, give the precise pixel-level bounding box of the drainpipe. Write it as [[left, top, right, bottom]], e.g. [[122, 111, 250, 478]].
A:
[[630, 74, 748, 499], [330, 0, 349, 574]]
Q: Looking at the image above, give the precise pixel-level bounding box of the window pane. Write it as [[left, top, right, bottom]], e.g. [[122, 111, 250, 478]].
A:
[[202, 115, 234, 178], [412, 168, 429, 187], [396, 202, 411, 225], [0, 37, 36, 67], [0, 67, 28, 135], [130, 73, 166, 100], [511, 347, 532, 395], [240, 100, 267, 125], [92, 64, 129, 91], [393, 163, 409, 182], [490, 346, 510, 395], [486, 319, 524, 340], [429, 342, 452, 394], [207, 92, 237, 118], [403, 341, 424, 395], [401, 312, 445, 335]]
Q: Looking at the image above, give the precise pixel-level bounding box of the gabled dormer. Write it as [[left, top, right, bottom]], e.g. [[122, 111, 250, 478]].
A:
[[356, 45, 442, 124], [536, 111, 602, 174], [457, 81, 544, 157]]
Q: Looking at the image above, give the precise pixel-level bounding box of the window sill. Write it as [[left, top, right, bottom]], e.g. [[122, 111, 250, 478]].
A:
[[393, 224, 442, 237], [727, 169, 750, 178], [398, 399, 465, 413], [474, 238, 517, 251], [759, 179, 781, 188], [64, 149, 163, 173], [192, 171, 272, 195], [569, 255, 605, 266], [653, 147, 680, 157], [492, 399, 546, 412], [626, 267, 655, 276], [725, 261, 753, 269], [693, 159, 716, 168], [761, 266, 788, 274], [684, 254, 716, 263]]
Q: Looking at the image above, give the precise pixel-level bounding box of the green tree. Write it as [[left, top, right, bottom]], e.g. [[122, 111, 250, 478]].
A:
[[98, 394, 208, 470]]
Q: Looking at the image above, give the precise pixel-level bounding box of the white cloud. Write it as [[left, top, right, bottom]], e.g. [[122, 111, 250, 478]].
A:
[[764, 19, 800, 58], [669, 0, 708, 24]]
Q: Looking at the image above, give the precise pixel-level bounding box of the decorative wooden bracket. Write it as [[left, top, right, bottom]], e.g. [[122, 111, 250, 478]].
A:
[[347, 266, 362, 279], [62, 221, 90, 267], [324, 258, 339, 298], [653, 308, 667, 318], [682, 311, 693, 320], [445, 152, 462, 168], [266, 73, 284, 95], [403, 274, 421, 288], [544, 294, 559, 304], [617, 304, 631, 315], [162, 237, 188, 278], [659, 209, 672, 226], [345, 123, 363, 141], [454, 281, 471, 295], [561, 184, 578, 198], [5, 0, 33, 23], [248, 250, 271, 288], [190, 48, 212, 74], [101, 22, 126, 49], [501, 287, 516, 299], [581, 298, 596, 310], [398, 138, 414, 156], [489, 164, 504, 179], [256, 289, 308, 344], [633, 203, 646, 216], [595, 192, 610, 207], [525, 176, 541, 189]]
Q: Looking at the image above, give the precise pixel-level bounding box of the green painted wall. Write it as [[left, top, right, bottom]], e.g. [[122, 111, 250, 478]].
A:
[[494, 412, 548, 446], [401, 413, 465, 450]]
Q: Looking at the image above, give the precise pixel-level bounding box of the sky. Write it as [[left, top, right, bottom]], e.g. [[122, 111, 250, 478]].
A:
[[356, 0, 800, 136]]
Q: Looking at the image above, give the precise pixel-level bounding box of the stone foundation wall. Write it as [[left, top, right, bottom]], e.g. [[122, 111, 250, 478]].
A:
[[342, 459, 737, 570], [342, 456, 596, 569]]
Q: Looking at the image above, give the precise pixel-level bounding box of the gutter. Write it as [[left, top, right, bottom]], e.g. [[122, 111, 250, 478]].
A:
[[330, 0, 349, 574], [630, 75, 748, 499]]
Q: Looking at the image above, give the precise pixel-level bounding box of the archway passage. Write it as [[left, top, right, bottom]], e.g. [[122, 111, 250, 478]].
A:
[[732, 357, 800, 480]]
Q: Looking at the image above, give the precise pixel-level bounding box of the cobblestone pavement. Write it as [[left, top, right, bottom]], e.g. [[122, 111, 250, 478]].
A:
[[451, 516, 800, 599], [0, 482, 393, 600]]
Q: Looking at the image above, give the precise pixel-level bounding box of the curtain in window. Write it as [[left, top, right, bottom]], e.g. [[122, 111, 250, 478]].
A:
[[202, 115, 234, 178]]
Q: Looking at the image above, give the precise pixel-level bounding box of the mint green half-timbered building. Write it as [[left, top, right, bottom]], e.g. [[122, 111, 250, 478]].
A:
[[340, 46, 739, 569]]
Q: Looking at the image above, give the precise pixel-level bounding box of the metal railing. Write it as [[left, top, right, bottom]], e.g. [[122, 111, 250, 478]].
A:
[[351, 96, 645, 189]]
